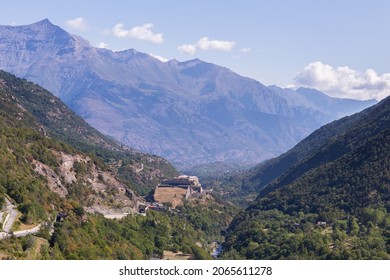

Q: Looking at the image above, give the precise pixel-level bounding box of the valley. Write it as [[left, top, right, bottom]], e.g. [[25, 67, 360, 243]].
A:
[[0, 18, 388, 261]]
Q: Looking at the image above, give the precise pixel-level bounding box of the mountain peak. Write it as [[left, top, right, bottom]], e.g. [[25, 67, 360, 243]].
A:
[[31, 18, 56, 28], [0, 19, 56, 30], [36, 18, 52, 25]]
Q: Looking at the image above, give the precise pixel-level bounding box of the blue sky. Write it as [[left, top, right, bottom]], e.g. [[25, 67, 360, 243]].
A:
[[1, 0, 390, 100]]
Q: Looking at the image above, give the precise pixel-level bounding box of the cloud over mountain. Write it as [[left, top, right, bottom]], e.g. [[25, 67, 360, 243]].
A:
[[112, 23, 163, 44], [294, 61, 390, 100], [96, 42, 109, 49], [65, 17, 89, 31], [178, 37, 236, 54]]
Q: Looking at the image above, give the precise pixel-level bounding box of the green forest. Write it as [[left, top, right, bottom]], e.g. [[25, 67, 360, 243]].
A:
[[221, 96, 390, 259]]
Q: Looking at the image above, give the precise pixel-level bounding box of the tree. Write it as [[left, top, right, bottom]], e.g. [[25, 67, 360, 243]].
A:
[[349, 217, 360, 236]]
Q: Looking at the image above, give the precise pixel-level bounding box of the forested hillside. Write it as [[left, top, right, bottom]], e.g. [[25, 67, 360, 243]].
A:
[[0, 71, 237, 259], [221, 97, 390, 259]]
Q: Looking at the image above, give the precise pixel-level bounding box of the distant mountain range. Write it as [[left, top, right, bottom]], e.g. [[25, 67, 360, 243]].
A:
[[0, 19, 376, 168], [221, 96, 390, 259]]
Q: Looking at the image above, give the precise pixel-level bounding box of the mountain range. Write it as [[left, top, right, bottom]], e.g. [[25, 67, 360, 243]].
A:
[[0, 19, 376, 168]]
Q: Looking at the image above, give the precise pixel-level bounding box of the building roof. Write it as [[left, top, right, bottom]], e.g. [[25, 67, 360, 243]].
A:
[[161, 178, 194, 186]]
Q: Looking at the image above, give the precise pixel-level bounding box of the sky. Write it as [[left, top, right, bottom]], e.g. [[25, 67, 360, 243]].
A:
[[1, 0, 390, 100]]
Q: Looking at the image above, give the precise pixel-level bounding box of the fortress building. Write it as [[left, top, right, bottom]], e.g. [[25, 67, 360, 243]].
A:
[[153, 175, 203, 208]]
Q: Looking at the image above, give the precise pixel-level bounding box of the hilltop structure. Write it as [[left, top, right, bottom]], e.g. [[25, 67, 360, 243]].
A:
[[153, 175, 203, 208]]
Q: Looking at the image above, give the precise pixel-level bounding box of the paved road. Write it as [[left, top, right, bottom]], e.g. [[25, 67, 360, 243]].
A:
[[0, 198, 46, 240], [13, 224, 41, 237], [3, 209, 17, 233], [2, 198, 17, 233], [103, 213, 130, 219], [0, 232, 11, 239], [135, 163, 144, 173]]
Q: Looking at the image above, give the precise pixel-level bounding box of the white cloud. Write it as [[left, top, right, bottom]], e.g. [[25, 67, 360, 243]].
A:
[[294, 61, 390, 100], [112, 23, 163, 44], [149, 53, 169, 62], [177, 44, 197, 55], [96, 42, 109, 49], [178, 37, 236, 55], [65, 17, 89, 31]]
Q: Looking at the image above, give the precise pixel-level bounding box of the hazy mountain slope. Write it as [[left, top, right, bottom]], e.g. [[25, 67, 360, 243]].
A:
[[268, 85, 376, 123], [0, 19, 375, 168], [221, 96, 390, 259], [219, 94, 377, 203], [295, 87, 377, 118]]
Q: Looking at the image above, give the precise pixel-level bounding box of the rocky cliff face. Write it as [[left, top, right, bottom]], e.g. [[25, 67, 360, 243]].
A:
[[0, 19, 376, 168]]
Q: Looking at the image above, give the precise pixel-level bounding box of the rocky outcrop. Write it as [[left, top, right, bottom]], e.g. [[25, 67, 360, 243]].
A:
[[33, 160, 68, 197], [35, 150, 143, 216]]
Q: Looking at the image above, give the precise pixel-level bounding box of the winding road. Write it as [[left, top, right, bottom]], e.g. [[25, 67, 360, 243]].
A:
[[135, 163, 144, 173], [1, 197, 32, 240], [1, 197, 18, 233]]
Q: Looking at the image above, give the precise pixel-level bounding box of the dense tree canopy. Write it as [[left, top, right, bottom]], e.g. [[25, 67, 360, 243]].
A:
[[221, 97, 390, 259]]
